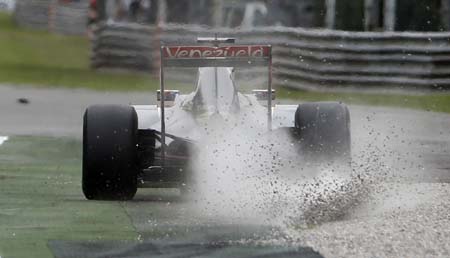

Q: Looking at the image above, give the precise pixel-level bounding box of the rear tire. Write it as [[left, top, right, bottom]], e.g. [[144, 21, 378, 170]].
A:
[[82, 105, 139, 200], [295, 102, 351, 163]]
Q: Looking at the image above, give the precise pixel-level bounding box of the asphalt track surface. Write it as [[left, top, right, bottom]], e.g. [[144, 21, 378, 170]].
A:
[[1, 84, 450, 257]]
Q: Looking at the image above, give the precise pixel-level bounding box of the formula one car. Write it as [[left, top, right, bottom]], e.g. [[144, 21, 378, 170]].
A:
[[82, 38, 351, 200]]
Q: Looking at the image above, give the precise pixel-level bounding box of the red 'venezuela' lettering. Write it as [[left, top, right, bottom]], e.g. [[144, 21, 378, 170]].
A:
[[163, 46, 270, 59]]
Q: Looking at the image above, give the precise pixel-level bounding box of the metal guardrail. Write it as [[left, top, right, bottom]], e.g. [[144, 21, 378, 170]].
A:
[[14, 0, 88, 35], [91, 23, 155, 71], [14, 0, 51, 30], [51, 1, 88, 35], [91, 22, 450, 91]]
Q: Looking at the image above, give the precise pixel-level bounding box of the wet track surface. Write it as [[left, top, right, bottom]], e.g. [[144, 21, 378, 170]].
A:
[[1, 84, 450, 257]]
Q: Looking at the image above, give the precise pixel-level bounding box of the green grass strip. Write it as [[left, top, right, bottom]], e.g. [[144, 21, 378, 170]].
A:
[[0, 136, 137, 258], [277, 88, 450, 114]]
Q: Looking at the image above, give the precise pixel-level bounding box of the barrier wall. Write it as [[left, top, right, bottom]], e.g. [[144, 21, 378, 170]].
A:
[[14, 0, 52, 30], [91, 23, 450, 91], [14, 0, 88, 35], [51, 1, 89, 35]]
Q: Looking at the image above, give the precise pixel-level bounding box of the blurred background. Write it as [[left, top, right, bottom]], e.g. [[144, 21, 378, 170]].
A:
[[1, 0, 450, 111]]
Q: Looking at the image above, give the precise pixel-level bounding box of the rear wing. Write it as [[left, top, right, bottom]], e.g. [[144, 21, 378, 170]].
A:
[[158, 41, 273, 167], [161, 45, 271, 67]]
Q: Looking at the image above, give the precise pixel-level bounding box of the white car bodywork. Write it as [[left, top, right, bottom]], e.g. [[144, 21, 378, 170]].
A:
[[134, 67, 297, 141]]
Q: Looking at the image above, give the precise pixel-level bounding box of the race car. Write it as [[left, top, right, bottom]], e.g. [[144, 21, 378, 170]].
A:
[[82, 38, 351, 200]]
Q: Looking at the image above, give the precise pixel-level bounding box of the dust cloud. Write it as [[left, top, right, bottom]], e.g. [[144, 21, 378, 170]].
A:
[[187, 103, 393, 232]]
